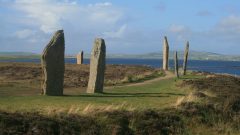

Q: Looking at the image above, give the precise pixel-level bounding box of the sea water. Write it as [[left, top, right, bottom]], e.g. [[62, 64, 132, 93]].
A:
[[1, 58, 240, 76]]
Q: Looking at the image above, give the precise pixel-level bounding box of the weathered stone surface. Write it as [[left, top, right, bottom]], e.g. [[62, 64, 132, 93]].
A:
[[87, 38, 106, 93], [163, 36, 169, 70], [77, 51, 84, 64], [174, 51, 179, 78], [182, 41, 189, 75], [41, 30, 65, 96]]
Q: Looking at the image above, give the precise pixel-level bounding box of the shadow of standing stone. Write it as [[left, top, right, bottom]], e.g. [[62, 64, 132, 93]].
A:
[[41, 30, 65, 96], [87, 38, 106, 93]]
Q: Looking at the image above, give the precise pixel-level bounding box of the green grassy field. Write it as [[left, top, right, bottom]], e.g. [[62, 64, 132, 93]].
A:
[[0, 76, 193, 114]]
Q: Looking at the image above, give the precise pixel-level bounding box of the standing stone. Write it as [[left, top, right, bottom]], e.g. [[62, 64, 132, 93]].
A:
[[41, 30, 65, 96], [87, 38, 106, 93], [174, 51, 179, 78], [182, 41, 189, 75], [163, 36, 169, 70], [77, 51, 84, 64]]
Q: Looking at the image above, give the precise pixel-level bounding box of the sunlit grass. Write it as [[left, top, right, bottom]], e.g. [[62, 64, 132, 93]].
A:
[[0, 77, 192, 114]]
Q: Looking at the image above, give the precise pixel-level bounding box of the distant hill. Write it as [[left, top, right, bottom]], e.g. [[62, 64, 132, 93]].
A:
[[0, 52, 40, 59], [104, 51, 240, 61], [0, 51, 240, 61], [0, 52, 37, 56]]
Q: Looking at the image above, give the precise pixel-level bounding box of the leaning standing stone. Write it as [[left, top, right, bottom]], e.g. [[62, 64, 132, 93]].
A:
[[174, 51, 179, 78], [87, 38, 106, 93], [77, 51, 84, 64], [41, 30, 65, 96], [163, 36, 169, 70], [182, 41, 189, 75]]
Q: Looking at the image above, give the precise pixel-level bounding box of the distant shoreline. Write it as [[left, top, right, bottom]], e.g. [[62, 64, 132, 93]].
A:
[[1, 51, 240, 61], [0, 59, 240, 76], [1, 56, 240, 62]]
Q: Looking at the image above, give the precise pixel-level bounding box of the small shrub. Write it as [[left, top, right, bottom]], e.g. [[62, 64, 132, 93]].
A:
[[96, 111, 133, 135], [132, 110, 185, 135], [121, 75, 134, 83]]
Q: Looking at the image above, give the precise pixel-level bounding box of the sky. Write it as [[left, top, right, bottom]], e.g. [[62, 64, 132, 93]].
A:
[[0, 0, 240, 55]]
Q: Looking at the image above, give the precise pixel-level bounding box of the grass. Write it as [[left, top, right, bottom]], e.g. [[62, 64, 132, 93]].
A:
[[0, 77, 191, 114], [104, 70, 165, 86], [1, 72, 239, 134]]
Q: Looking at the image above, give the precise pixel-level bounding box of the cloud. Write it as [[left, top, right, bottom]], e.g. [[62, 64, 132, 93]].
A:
[[103, 24, 127, 38], [165, 15, 240, 54], [14, 29, 35, 39], [90, 2, 112, 7], [216, 15, 240, 34], [196, 10, 213, 17], [167, 24, 192, 42], [13, 0, 78, 33], [169, 24, 188, 33], [0, 0, 127, 53], [12, 0, 124, 33], [1, 1, 240, 55]]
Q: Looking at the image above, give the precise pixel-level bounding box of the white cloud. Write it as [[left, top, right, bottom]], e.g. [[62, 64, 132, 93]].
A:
[[80, 3, 123, 27], [167, 24, 191, 43], [164, 15, 240, 54], [103, 24, 127, 38], [2, 1, 240, 55], [0, 0, 127, 53], [13, 0, 78, 33], [89, 2, 112, 7], [14, 29, 35, 39], [169, 24, 188, 33], [12, 0, 124, 33], [216, 15, 240, 34]]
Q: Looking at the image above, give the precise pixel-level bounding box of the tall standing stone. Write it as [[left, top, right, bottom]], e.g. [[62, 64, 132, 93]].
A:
[[77, 51, 84, 64], [174, 51, 179, 78], [182, 41, 189, 75], [163, 36, 169, 70], [87, 38, 106, 93], [41, 30, 65, 96]]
